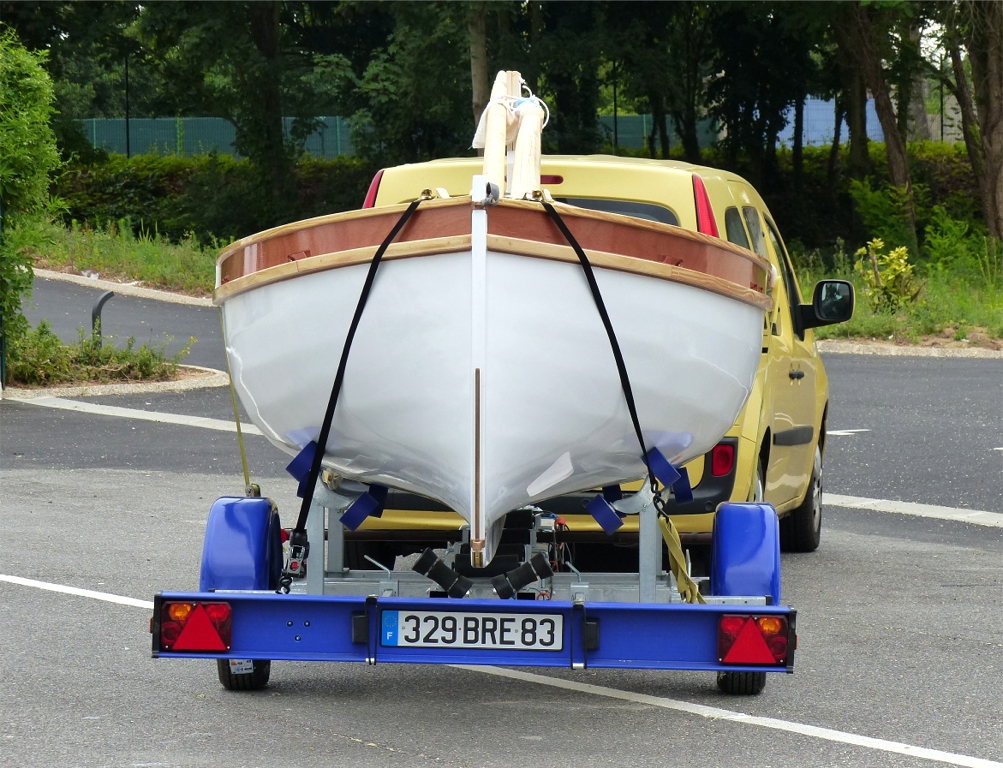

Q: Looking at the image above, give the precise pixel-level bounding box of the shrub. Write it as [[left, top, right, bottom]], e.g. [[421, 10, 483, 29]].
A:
[[853, 238, 923, 312], [0, 27, 62, 383], [8, 319, 192, 387]]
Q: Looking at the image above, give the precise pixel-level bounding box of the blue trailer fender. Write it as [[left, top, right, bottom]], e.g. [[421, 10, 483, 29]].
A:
[[200, 497, 283, 592], [710, 502, 781, 606]]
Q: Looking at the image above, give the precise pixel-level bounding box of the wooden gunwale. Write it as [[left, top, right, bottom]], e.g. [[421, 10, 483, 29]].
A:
[[214, 196, 774, 311]]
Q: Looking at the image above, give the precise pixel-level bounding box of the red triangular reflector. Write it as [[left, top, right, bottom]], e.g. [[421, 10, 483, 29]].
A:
[[723, 618, 777, 665], [172, 604, 227, 652]]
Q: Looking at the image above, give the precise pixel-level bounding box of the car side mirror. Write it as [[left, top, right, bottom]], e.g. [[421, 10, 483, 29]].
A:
[[799, 280, 854, 332]]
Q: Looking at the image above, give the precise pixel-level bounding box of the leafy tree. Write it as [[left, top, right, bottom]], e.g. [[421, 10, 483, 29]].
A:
[[707, 4, 817, 188], [0, 26, 61, 383], [137, 2, 326, 222], [316, 2, 473, 166], [938, 0, 1003, 240]]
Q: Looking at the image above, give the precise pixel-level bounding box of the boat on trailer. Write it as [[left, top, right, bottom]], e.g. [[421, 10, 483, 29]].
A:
[[214, 73, 774, 567]]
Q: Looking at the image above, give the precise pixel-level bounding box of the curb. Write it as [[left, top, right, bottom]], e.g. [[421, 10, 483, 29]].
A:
[[33, 268, 213, 307], [817, 339, 1003, 359], [1, 365, 229, 400]]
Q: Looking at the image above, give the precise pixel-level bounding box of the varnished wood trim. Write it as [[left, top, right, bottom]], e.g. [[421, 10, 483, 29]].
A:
[[213, 235, 472, 304], [215, 195, 472, 267], [497, 197, 774, 281], [486, 234, 774, 311]]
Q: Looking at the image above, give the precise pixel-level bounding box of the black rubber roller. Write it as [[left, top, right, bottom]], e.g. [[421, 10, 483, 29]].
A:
[[492, 552, 555, 598], [412, 548, 473, 598]]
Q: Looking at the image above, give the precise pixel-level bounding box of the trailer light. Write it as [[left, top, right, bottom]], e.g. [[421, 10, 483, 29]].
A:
[[719, 615, 745, 640], [710, 443, 735, 476], [756, 616, 783, 636], [167, 602, 193, 623], [718, 615, 788, 665], [160, 601, 232, 652], [540, 175, 564, 185]]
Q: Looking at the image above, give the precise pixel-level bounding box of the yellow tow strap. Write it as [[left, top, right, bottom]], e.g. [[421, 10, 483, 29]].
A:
[[220, 309, 251, 491], [658, 514, 706, 604]]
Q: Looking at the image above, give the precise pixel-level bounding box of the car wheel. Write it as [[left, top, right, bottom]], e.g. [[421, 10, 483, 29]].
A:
[[780, 445, 822, 552], [716, 671, 766, 695], [217, 659, 271, 691]]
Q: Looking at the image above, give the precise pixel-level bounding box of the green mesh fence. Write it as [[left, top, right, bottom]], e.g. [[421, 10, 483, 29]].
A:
[[78, 116, 354, 158]]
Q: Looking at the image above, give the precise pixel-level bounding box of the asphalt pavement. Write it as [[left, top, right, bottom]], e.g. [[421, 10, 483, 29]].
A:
[[1, 275, 1001, 767]]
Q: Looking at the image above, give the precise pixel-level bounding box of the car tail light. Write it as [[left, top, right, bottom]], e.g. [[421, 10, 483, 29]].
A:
[[710, 443, 735, 476], [362, 169, 385, 208], [692, 174, 719, 237], [718, 614, 788, 665], [540, 175, 564, 185], [160, 601, 232, 652]]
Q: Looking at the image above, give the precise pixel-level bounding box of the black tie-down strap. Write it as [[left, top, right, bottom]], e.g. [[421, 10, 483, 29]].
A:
[[281, 198, 424, 588], [541, 201, 690, 521]]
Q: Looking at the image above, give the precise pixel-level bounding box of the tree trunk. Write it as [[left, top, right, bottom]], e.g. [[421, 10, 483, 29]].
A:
[[965, 0, 1003, 240], [468, 4, 489, 130], [657, 104, 670, 159], [828, 96, 844, 185], [849, 3, 916, 244], [793, 94, 805, 190], [834, 14, 870, 178], [248, 2, 288, 211]]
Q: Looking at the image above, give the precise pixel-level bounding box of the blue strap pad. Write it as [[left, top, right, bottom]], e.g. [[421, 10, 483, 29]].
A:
[[645, 447, 681, 487], [285, 442, 318, 498], [587, 494, 624, 535], [340, 492, 380, 531], [671, 466, 693, 503]]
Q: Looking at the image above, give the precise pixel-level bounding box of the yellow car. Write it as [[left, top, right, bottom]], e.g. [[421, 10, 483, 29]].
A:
[[348, 155, 853, 572]]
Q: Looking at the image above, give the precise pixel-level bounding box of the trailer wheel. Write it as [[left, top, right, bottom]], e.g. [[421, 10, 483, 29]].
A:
[[217, 659, 271, 691], [716, 671, 766, 695], [780, 445, 822, 553]]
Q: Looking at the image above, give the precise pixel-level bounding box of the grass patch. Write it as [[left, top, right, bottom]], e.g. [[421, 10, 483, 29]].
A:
[[8, 319, 193, 387], [27, 217, 217, 295], [793, 243, 1003, 342]]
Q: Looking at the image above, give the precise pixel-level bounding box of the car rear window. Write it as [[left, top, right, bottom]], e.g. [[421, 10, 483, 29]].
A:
[[742, 207, 768, 257], [557, 197, 679, 227], [724, 207, 751, 249]]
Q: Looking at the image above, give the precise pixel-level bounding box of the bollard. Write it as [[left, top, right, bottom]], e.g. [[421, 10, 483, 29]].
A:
[[91, 291, 114, 347]]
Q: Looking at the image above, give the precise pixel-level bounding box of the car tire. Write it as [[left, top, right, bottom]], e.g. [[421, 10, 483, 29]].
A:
[[217, 659, 270, 691], [780, 445, 822, 552], [716, 671, 766, 695]]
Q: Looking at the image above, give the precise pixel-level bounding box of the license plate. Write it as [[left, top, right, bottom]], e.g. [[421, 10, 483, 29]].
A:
[[381, 610, 563, 651]]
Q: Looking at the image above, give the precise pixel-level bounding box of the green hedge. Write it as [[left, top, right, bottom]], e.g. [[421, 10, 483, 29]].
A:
[[53, 142, 978, 252], [54, 153, 378, 244]]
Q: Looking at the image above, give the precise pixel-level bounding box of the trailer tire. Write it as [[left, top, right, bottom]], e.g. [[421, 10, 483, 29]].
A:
[[780, 445, 822, 553], [217, 659, 271, 691], [716, 671, 766, 695]]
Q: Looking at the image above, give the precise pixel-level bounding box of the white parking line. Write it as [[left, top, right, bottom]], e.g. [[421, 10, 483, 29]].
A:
[[826, 494, 1003, 528], [0, 574, 153, 609], [1, 574, 998, 768], [456, 666, 1003, 768], [19, 396, 263, 435]]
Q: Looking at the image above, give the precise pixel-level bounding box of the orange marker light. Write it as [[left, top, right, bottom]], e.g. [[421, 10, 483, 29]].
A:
[[168, 603, 193, 622], [757, 616, 784, 637]]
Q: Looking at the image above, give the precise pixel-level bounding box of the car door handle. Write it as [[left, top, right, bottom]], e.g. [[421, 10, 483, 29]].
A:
[[788, 369, 805, 380]]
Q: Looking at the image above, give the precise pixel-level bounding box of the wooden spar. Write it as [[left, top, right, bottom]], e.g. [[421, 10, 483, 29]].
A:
[[482, 72, 511, 196], [509, 100, 544, 200]]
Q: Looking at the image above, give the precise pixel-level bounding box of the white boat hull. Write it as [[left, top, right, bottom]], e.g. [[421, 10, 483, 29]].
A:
[[223, 238, 764, 563]]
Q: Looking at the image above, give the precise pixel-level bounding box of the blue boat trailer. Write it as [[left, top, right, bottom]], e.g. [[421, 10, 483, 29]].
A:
[[152, 494, 796, 693]]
